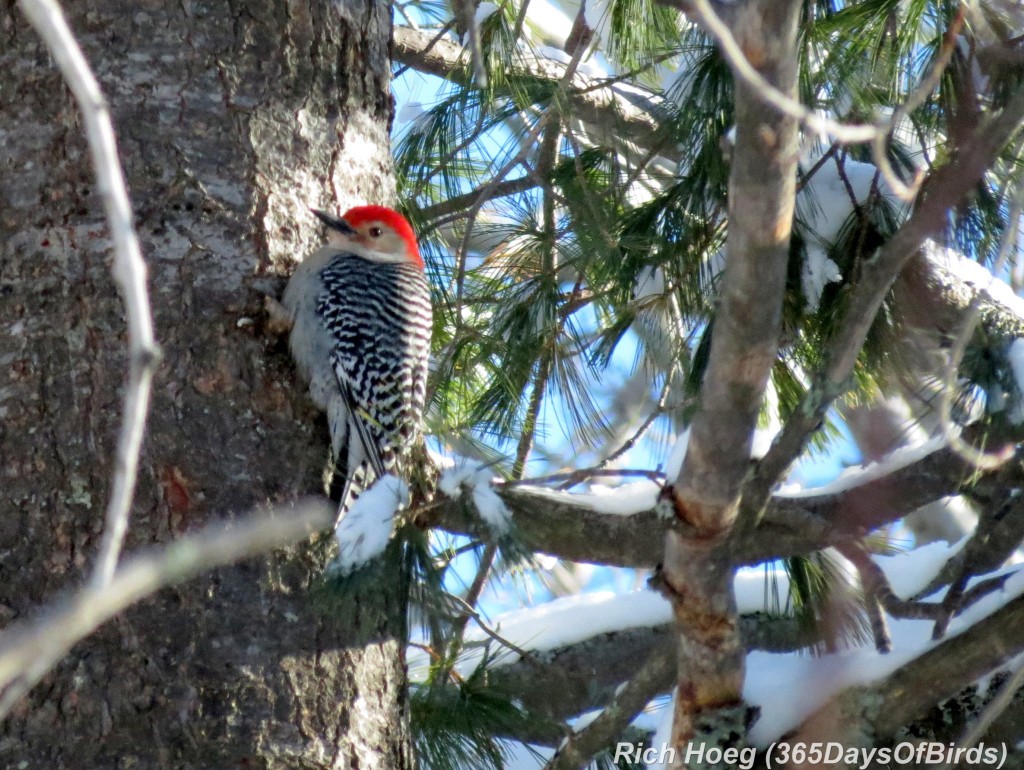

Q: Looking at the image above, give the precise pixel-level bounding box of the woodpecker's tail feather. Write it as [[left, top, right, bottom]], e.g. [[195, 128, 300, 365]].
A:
[[329, 460, 375, 522]]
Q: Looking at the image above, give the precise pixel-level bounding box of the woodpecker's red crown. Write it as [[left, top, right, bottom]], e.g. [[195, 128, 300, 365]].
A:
[[341, 205, 423, 269]]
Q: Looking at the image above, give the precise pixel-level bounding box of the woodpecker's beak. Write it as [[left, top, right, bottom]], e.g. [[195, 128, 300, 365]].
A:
[[311, 208, 357, 235]]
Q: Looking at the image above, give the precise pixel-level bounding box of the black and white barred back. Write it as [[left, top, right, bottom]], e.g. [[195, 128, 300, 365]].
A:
[[317, 253, 432, 508]]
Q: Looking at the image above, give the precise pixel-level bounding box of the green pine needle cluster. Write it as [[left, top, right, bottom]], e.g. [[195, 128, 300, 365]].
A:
[[389, 0, 1024, 761]]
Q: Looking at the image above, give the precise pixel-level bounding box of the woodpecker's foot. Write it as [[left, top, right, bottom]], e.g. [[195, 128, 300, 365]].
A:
[[263, 295, 293, 336]]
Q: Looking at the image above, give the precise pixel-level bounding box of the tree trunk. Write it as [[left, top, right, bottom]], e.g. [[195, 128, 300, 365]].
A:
[[0, 1, 414, 767]]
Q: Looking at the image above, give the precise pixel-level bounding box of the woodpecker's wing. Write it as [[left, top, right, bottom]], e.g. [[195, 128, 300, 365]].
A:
[[317, 253, 432, 487], [339, 378, 388, 478]]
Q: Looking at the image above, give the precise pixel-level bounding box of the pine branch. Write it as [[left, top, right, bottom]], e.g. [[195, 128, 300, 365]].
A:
[[791, 588, 1024, 746], [430, 612, 815, 746], [427, 427, 1024, 569], [742, 87, 1024, 526], [542, 644, 675, 770], [391, 26, 672, 161]]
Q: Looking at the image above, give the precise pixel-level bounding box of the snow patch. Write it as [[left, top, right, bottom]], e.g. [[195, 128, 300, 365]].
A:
[[798, 156, 901, 311], [517, 480, 659, 516], [875, 538, 965, 599], [924, 240, 1024, 322], [408, 566, 789, 678], [332, 475, 406, 574], [473, 479, 512, 533], [439, 460, 511, 533], [776, 434, 946, 498], [802, 247, 843, 312], [747, 557, 1024, 744], [665, 430, 690, 479]]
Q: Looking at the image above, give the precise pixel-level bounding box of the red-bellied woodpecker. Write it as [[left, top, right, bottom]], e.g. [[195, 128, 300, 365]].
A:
[[283, 205, 432, 513]]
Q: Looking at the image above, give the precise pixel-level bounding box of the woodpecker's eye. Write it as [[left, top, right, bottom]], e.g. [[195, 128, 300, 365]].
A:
[[369, 226, 383, 238]]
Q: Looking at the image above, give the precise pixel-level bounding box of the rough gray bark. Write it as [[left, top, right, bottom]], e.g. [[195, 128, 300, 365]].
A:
[[0, 1, 414, 767]]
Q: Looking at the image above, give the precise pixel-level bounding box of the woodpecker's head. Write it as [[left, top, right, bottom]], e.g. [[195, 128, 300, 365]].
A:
[[312, 205, 423, 269]]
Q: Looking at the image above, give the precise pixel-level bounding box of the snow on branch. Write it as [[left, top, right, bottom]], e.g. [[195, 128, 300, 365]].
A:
[[922, 242, 1024, 328], [429, 429, 1024, 569], [331, 476, 407, 575], [18, 0, 160, 590], [783, 572, 1024, 747], [407, 547, 1023, 749], [439, 461, 512, 534]]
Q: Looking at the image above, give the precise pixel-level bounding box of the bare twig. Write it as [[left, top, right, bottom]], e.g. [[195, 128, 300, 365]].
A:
[[505, 467, 666, 488], [452, 23, 588, 307], [869, 4, 966, 200], [597, 371, 676, 470], [419, 176, 537, 228], [453, 0, 488, 88], [796, 143, 840, 193], [442, 542, 499, 665], [0, 500, 332, 720], [446, 593, 545, 668], [18, 0, 161, 590]]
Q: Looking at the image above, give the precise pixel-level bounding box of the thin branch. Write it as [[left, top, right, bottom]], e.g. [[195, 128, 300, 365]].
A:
[[445, 592, 545, 669], [452, 21, 588, 306], [18, 0, 161, 591], [831, 540, 1012, 658], [596, 371, 675, 470], [510, 0, 533, 51], [741, 87, 1024, 526], [442, 542, 499, 667], [918, 492, 1024, 599], [0, 500, 332, 720], [504, 467, 665, 488], [418, 175, 538, 226], [411, 107, 489, 202], [868, 4, 966, 201], [796, 142, 840, 193], [453, 0, 487, 88], [542, 643, 675, 770]]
